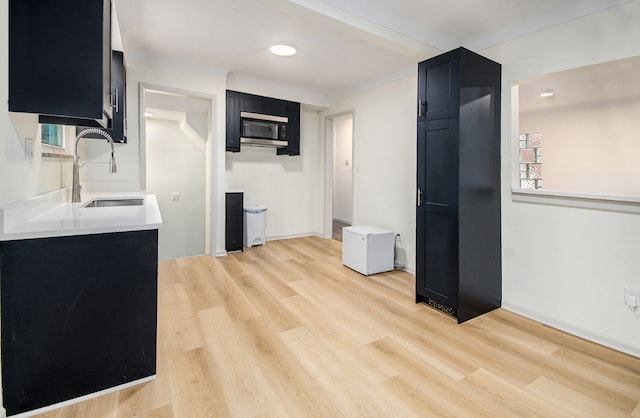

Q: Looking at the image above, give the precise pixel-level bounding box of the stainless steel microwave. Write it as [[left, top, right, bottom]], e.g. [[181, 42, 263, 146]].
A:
[[240, 112, 288, 148]]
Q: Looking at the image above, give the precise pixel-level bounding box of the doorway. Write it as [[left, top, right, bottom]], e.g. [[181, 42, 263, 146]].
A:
[[141, 87, 212, 260], [326, 112, 354, 241]]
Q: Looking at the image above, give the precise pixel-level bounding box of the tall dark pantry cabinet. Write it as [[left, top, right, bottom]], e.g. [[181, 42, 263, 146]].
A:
[[415, 47, 502, 323]]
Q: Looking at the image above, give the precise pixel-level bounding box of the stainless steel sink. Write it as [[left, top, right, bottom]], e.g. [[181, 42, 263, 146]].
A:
[[82, 198, 144, 208]]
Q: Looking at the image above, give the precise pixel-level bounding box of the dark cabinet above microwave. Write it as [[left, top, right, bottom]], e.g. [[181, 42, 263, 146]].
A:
[[240, 93, 288, 117], [226, 90, 300, 156], [9, 0, 113, 128]]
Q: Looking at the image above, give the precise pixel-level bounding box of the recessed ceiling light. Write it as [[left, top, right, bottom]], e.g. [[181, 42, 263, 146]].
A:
[[270, 43, 296, 57], [539, 92, 554, 98]]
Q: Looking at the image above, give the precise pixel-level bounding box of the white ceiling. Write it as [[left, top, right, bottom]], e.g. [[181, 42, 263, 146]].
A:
[[145, 90, 210, 114], [115, 0, 632, 105], [519, 55, 640, 114]]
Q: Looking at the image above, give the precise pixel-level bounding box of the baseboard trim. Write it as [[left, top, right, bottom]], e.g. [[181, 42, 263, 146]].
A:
[[6, 376, 155, 418], [502, 302, 640, 358], [215, 233, 329, 257], [266, 232, 323, 241], [400, 266, 415, 275], [332, 217, 352, 225]]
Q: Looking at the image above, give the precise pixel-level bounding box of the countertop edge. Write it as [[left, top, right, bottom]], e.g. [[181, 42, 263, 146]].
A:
[[0, 193, 163, 242], [0, 223, 163, 241]]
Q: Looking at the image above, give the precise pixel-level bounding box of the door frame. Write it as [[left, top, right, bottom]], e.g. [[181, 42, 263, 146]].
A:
[[139, 83, 217, 256], [323, 110, 355, 239]]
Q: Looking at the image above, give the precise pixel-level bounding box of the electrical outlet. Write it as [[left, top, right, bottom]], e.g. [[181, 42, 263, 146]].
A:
[[624, 287, 639, 307], [25, 138, 34, 160]]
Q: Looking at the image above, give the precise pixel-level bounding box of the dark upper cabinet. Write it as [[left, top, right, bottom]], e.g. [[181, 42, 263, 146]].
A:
[[417, 51, 460, 122], [9, 0, 113, 128], [226, 91, 241, 152], [265, 97, 288, 117], [277, 101, 300, 156], [240, 93, 264, 114], [225, 192, 244, 252], [238, 92, 288, 117], [415, 47, 501, 323], [226, 90, 300, 155], [76, 50, 127, 143]]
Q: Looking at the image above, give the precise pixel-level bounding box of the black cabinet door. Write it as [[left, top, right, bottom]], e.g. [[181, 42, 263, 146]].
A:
[[416, 118, 459, 314], [226, 192, 243, 252], [240, 93, 265, 114], [9, 0, 113, 128], [226, 91, 241, 152], [422, 211, 458, 314], [264, 97, 288, 117], [417, 51, 460, 121], [76, 51, 126, 143], [424, 119, 458, 208], [277, 101, 301, 156], [0, 230, 158, 416], [415, 122, 427, 300]]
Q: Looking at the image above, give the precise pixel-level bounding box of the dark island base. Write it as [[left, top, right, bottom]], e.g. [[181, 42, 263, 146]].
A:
[[1, 230, 158, 416]]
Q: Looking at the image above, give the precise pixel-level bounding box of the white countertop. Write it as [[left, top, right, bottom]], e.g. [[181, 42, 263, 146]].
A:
[[0, 191, 163, 241]]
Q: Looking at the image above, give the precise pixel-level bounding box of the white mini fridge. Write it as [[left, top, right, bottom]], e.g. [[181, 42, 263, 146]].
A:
[[342, 226, 395, 275]]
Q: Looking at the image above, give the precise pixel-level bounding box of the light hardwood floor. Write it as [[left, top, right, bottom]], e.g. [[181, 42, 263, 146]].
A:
[[34, 237, 640, 417]]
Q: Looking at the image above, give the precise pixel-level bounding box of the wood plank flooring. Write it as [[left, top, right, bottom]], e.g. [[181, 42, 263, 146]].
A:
[[33, 237, 640, 417]]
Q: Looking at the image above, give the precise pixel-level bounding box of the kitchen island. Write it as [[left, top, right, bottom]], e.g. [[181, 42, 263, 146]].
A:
[[0, 191, 162, 417]]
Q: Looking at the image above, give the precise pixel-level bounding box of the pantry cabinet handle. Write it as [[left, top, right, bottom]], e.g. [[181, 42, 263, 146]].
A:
[[417, 188, 422, 207]]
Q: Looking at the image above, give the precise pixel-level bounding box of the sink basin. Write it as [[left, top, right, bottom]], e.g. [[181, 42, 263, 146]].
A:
[[82, 198, 144, 208]]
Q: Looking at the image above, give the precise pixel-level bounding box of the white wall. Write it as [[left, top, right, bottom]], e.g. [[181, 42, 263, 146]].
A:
[[321, 76, 416, 271], [225, 109, 323, 240], [482, 0, 640, 355], [146, 118, 205, 260], [520, 100, 640, 196], [333, 114, 353, 224]]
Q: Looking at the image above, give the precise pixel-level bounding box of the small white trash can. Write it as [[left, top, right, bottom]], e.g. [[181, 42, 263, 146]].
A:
[[243, 204, 267, 247]]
